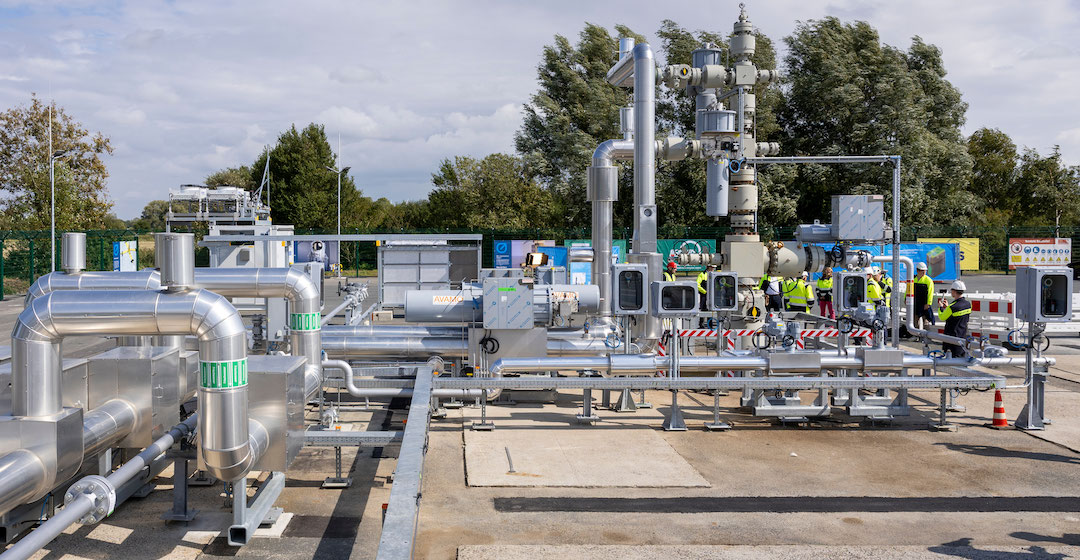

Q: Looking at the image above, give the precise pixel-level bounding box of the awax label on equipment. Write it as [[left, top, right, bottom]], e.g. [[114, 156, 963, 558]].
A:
[[200, 359, 248, 388], [290, 312, 320, 331]]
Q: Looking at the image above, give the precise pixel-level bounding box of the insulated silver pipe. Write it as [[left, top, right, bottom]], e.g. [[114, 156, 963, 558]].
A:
[[322, 325, 467, 338], [10, 288, 251, 485], [192, 267, 322, 399], [632, 42, 657, 253], [60, 233, 86, 275], [589, 140, 632, 318], [322, 335, 613, 360], [321, 359, 485, 400], [81, 399, 138, 458], [488, 352, 1032, 376], [322, 336, 468, 359], [0, 414, 200, 560], [0, 451, 47, 522], [24, 270, 161, 305]]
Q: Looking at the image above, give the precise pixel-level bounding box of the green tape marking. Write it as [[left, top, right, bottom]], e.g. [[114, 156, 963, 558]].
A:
[[200, 359, 248, 388], [290, 312, 321, 331]]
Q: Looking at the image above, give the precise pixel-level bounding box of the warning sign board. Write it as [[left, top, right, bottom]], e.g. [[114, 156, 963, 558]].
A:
[[1008, 238, 1072, 269]]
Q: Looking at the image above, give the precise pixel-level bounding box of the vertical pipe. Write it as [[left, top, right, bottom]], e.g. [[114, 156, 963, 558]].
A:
[[891, 157, 901, 347], [632, 43, 656, 254], [61, 233, 86, 274]]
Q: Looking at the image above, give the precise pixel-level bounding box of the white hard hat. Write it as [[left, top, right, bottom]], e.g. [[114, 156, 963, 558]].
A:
[[870, 266, 881, 275], [950, 280, 966, 292], [916, 262, 928, 271], [800, 271, 808, 278]]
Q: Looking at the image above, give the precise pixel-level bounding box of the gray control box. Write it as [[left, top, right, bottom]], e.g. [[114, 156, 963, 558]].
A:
[[612, 263, 648, 316], [651, 281, 699, 317], [832, 195, 887, 241], [1016, 267, 1073, 323], [835, 271, 867, 312], [482, 278, 534, 329], [707, 271, 739, 311]]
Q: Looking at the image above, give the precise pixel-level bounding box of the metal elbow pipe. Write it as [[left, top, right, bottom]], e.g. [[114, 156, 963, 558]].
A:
[[11, 289, 252, 482], [323, 358, 491, 400], [24, 270, 162, 306], [193, 267, 324, 401]]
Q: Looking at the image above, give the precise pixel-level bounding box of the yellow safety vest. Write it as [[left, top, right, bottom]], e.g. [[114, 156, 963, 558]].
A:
[[696, 272, 708, 295]]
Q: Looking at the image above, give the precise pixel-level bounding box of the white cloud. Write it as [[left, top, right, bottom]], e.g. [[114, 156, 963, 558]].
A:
[[0, 0, 1076, 217]]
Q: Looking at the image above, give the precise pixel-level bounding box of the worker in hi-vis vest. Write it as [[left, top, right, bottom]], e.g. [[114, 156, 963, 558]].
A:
[[938, 280, 971, 358], [816, 267, 834, 319]]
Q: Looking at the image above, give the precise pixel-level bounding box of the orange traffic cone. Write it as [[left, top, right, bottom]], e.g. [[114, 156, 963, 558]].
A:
[[990, 390, 1009, 429]]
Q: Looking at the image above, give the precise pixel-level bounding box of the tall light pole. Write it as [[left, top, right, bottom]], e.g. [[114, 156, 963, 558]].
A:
[[325, 165, 350, 235], [47, 103, 72, 272]]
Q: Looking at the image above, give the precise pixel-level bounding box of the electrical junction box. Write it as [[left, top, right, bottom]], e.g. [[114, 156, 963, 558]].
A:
[[1016, 267, 1073, 323], [651, 281, 699, 317], [708, 271, 739, 311], [835, 271, 867, 312], [534, 266, 567, 285], [831, 195, 887, 242], [612, 263, 648, 316], [482, 278, 533, 329]]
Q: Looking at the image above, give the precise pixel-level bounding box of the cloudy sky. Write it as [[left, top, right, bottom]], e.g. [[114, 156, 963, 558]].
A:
[[1, 0, 1077, 219]]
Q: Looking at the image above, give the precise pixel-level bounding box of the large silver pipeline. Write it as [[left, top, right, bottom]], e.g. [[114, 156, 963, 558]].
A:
[[488, 352, 1046, 376], [322, 336, 468, 359], [10, 288, 254, 484], [321, 334, 613, 360], [192, 267, 322, 399], [322, 325, 467, 338], [24, 270, 161, 306], [632, 42, 657, 253], [0, 414, 199, 560], [81, 399, 138, 458]]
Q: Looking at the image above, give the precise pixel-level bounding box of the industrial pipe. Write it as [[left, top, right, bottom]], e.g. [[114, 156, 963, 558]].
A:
[[0, 414, 199, 560], [24, 270, 161, 305], [191, 267, 323, 399], [321, 359, 487, 400], [81, 399, 138, 458], [589, 139, 632, 318], [321, 334, 614, 360], [487, 352, 1047, 377], [632, 42, 657, 253], [322, 325, 467, 338], [8, 286, 254, 495]]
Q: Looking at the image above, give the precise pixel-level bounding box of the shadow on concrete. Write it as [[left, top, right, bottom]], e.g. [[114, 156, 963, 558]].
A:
[[928, 538, 1069, 559], [935, 442, 1080, 465], [1009, 531, 1080, 546]]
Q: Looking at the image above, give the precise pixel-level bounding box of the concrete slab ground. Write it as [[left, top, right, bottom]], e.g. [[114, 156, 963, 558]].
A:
[[458, 544, 1080, 560], [464, 428, 710, 487]]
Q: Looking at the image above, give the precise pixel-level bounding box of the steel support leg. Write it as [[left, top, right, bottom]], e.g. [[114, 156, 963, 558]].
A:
[[162, 457, 198, 521], [930, 388, 957, 432], [663, 390, 687, 431]]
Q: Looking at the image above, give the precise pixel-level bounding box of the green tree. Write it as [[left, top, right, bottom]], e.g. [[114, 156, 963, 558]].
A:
[[0, 95, 114, 230], [1016, 146, 1080, 230], [427, 154, 557, 229], [967, 127, 1018, 225], [206, 165, 255, 190], [250, 124, 370, 231], [129, 199, 169, 231], [514, 24, 642, 228], [778, 19, 973, 228]]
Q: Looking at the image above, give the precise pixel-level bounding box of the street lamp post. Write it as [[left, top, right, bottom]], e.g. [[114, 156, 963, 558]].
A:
[[49, 149, 71, 272], [325, 165, 351, 236]]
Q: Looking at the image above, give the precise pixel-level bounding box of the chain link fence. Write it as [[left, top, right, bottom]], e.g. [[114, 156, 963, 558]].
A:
[[2, 225, 1076, 299]]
